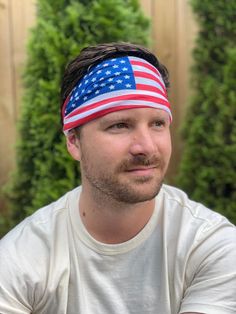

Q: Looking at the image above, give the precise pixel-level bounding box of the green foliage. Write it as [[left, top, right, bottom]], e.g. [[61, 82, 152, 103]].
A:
[[176, 0, 236, 224], [4, 0, 150, 229]]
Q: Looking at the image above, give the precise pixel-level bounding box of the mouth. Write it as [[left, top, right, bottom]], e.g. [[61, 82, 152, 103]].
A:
[[125, 166, 157, 176]]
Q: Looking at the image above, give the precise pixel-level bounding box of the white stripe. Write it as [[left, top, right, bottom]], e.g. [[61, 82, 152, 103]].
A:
[[135, 77, 165, 94], [66, 89, 168, 118], [65, 99, 171, 124]]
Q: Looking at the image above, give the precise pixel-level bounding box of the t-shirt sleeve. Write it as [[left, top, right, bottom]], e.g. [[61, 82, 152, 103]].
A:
[[0, 242, 33, 313], [179, 220, 236, 314], [0, 221, 47, 314]]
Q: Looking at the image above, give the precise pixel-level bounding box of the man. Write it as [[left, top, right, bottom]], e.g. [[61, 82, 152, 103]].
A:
[[0, 42, 235, 314]]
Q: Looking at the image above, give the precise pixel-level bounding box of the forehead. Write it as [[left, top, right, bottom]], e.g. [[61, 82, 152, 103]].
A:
[[98, 107, 170, 122]]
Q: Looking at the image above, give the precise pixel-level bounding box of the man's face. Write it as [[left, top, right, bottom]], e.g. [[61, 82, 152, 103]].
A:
[[68, 108, 172, 204]]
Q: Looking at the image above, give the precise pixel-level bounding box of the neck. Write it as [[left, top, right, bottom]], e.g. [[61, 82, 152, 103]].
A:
[[79, 185, 155, 244]]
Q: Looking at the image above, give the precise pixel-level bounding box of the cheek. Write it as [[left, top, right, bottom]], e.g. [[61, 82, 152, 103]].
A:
[[157, 133, 172, 157], [82, 141, 120, 166], [99, 136, 130, 158]]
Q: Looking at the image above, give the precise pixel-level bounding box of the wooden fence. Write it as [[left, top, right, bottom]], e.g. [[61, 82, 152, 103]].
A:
[[0, 0, 36, 201], [0, 0, 198, 210]]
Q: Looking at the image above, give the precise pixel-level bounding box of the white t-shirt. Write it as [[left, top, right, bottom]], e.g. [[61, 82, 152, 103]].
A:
[[0, 185, 235, 314]]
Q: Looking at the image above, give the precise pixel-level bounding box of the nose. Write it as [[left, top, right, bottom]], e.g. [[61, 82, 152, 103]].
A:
[[129, 126, 156, 156]]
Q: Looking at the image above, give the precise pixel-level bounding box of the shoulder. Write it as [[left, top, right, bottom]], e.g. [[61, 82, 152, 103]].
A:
[[159, 184, 236, 269], [0, 186, 81, 282], [1, 186, 81, 246], [160, 184, 235, 231], [0, 186, 81, 307], [160, 185, 236, 313]]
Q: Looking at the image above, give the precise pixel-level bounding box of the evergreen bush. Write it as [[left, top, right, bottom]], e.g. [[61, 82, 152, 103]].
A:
[[4, 0, 150, 231], [176, 0, 236, 224]]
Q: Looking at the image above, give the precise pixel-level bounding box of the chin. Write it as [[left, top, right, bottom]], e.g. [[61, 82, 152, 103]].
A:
[[113, 182, 163, 204]]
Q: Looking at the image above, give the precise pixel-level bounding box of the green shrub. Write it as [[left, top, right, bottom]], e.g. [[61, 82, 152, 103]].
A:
[[176, 0, 236, 224], [4, 0, 150, 231]]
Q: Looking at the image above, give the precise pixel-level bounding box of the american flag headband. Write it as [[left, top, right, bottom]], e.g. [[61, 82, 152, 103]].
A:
[[62, 56, 171, 135]]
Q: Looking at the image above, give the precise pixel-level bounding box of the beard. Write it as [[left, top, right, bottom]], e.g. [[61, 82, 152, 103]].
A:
[[81, 153, 166, 204]]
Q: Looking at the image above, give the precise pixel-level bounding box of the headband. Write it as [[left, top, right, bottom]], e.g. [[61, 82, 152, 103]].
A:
[[62, 56, 171, 134]]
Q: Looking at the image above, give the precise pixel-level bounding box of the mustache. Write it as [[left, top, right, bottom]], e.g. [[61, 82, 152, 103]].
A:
[[117, 155, 162, 171]]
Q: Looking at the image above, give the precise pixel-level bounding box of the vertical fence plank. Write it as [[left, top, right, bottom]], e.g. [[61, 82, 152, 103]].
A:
[[11, 0, 36, 118], [0, 0, 15, 194], [175, 0, 198, 120], [139, 0, 152, 18], [0, 0, 36, 215], [171, 0, 198, 180]]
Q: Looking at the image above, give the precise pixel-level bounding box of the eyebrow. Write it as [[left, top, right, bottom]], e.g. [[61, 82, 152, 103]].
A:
[[99, 116, 134, 126]]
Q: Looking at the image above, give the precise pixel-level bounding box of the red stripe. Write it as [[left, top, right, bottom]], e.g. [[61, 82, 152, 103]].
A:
[[130, 59, 161, 77], [61, 95, 70, 119], [136, 84, 166, 98], [66, 93, 170, 119]]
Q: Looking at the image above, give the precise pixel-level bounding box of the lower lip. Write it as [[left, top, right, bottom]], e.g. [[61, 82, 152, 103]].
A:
[[126, 168, 156, 176]]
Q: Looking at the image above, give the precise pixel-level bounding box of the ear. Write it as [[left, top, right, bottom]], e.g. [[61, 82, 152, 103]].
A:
[[66, 132, 81, 161]]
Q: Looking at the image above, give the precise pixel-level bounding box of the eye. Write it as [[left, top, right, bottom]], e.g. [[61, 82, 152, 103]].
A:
[[153, 119, 166, 128], [108, 122, 129, 130], [105, 121, 130, 133]]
